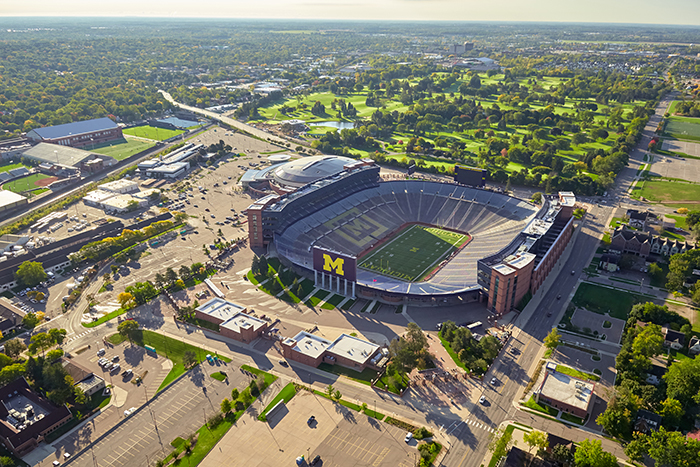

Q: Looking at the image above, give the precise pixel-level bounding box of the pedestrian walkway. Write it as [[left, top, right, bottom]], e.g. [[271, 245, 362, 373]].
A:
[[66, 328, 97, 343]]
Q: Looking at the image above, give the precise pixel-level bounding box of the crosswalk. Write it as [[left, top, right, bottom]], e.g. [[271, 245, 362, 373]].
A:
[[66, 329, 96, 343], [463, 418, 496, 433]]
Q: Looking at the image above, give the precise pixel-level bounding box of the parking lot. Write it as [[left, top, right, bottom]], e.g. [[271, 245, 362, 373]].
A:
[[202, 387, 416, 467]]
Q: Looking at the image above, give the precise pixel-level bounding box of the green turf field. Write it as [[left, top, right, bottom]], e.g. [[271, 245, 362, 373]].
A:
[[123, 125, 185, 141], [631, 179, 700, 205], [664, 116, 700, 141], [358, 224, 470, 282], [92, 138, 156, 161], [3, 173, 53, 193]]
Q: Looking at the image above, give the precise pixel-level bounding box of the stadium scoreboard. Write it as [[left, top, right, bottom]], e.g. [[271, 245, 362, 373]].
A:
[[312, 247, 357, 282], [454, 165, 486, 187]]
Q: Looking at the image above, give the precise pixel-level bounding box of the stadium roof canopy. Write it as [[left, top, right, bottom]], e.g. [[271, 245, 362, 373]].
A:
[[273, 155, 355, 188], [27, 117, 118, 140], [22, 143, 96, 168]]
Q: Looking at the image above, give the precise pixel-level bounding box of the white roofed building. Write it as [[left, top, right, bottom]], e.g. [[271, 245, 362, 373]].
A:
[[282, 331, 383, 371]]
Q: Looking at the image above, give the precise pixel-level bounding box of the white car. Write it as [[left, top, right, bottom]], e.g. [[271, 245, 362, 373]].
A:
[[479, 396, 486, 405], [124, 407, 137, 417]]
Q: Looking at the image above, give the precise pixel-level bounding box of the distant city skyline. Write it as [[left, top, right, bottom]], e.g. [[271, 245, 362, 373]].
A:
[[3, 0, 700, 26]]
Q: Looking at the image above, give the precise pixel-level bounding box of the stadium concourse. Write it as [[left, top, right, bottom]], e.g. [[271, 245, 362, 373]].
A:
[[246, 158, 576, 316]]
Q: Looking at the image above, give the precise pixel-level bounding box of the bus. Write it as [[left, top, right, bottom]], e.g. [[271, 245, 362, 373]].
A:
[[467, 321, 482, 330]]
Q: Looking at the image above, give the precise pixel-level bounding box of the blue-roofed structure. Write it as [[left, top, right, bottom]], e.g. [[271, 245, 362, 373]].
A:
[[26, 118, 123, 149]]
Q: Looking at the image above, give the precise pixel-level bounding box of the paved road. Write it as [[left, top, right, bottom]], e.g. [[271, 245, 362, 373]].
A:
[[159, 91, 289, 147]]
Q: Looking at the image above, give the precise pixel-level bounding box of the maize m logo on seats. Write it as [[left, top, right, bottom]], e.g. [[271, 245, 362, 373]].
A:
[[313, 247, 357, 282]]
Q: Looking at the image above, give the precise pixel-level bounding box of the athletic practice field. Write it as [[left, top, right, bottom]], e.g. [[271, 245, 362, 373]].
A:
[[358, 224, 470, 282]]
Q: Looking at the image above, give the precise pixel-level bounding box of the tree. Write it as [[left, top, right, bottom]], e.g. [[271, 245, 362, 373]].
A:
[[183, 350, 197, 369], [179, 265, 191, 280], [118, 292, 135, 309], [220, 398, 232, 414], [48, 328, 67, 345], [660, 397, 683, 427], [117, 320, 139, 342], [531, 192, 543, 204], [15, 261, 47, 287], [551, 444, 574, 466], [22, 313, 39, 330], [523, 430, 549, 461], [74, 386, 87, 406], [648, 263, 664, 282], [544, 328, 561, 350], [231, 388, 239, 400], [165, 267, 178, 284], [326, 384, 336, 399], [573, 439, 618, 467], [0, 456, 15, 466], [631, 324, 663, 360], [627, 428, 700, 466], [4, 339, 26, 359], [29, 332, 53, 355], [663, 357, 700, 407]]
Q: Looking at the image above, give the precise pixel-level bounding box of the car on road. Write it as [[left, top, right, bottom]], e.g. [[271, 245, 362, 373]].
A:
[[571, 270, 575, 275], [435, 323, 443, 330], [546, 311, 552, 317], [556, 295, 561, 300], [404, 432, 413, 443], [479, 396, 486, 405]]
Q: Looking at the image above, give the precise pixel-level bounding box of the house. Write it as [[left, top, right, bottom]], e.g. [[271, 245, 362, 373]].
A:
[[662, 327, 685, 350], [502, 447, 557, 467], [0, 298, 26, 334], [626, 209, 653, 229], [610, 226, 654, 257], [635, 409, 662, 434], [651, 237, 693, 256], [645, 364, 667, 386], [0, 377, 72, 456], [689, 336, 700, 356]]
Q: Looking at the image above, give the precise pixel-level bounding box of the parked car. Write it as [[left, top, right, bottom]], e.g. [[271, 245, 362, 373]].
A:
[[479, 396, 486, 405], [97, 348, 106, 356], [490, 378, 497, 386], [310, 455, 321, 465], [278, 360, 288, 367], [404, 432, 413, 443], [307, 415, 315, 426]]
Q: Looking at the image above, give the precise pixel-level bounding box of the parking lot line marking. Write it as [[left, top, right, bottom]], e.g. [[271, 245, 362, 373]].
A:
[[372, 447, 390, 466]]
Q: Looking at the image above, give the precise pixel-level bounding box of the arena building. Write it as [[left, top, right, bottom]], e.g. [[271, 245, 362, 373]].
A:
[[245, 160, 575, 315], [241, 155, 355, 194], [26, 117, 122, 149]]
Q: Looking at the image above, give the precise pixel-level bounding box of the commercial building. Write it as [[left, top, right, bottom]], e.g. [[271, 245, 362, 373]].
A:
[[194, 298, 268, 343], [22, 143, 116, 171], [26, 117, 122, 149], [99, 179, 139, 194], [0, 191, 27, 214], [61, 360, 106, 397], [101, 194, 147, 213], [0, 377, 72, 456], [535, 365, 595, 419], [281, 331, 384, 372]]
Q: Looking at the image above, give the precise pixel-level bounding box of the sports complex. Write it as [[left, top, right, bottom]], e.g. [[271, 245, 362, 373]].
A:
[[245, 156, 576, 315]]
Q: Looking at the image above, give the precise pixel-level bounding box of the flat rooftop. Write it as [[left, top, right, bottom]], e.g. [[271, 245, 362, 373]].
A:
[[327, 334, 380, 365], [288, 331, 332, 359], [539, 370, 594, 412], [220, 312, 266, 334], [196, 298, 247, 321]]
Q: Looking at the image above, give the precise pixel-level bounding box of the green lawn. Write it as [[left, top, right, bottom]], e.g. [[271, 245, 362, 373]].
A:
[[438, 330, 469, 372], [210, 372, 227, 382], [109, 330, 231, 392], [321, 294, 345, 310], [572, 282, 647, 320], [317, 362, 377, 385], [2, 173, 54, 193], [123, 125, 184, 141], [83, 308, 126, 328], [555, 364, 600, 382], [0, 161, 30, 173], [241, 364, 278, 388], [488, 425, 515, 467], [523, 395, 559, 417], [374, 371, 410, 395], [665, 214, 688, 230], [561, 413, 585, 425], [92, 138, 156, 161], [259, 382, 297, 421], [304, 289, 330, 307], [313, 390, 361, 411], [631, 179, 700, 205], [358, 224, 470, 282], [665, 116, 700, 141]]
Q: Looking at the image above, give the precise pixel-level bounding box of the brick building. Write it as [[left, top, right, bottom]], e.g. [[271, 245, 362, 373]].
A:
[[26, 117, 123, 149], [194, 298, 268, 344], [610, 226, 693, 258], [281, 331, 385, 372], [535, 366, 595, 419]]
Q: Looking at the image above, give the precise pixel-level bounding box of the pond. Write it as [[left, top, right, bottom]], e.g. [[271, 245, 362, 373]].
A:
[[309, 121, 356, 130]]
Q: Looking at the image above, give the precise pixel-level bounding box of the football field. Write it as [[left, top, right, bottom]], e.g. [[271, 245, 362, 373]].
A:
[[358, 224, 470, 282]]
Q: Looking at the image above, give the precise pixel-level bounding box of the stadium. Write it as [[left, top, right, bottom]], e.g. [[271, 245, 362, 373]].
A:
[[246, 157, 575, 314]]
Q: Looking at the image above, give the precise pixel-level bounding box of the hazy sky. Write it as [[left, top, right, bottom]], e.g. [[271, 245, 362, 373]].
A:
[[3, 0, 699, 25]]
